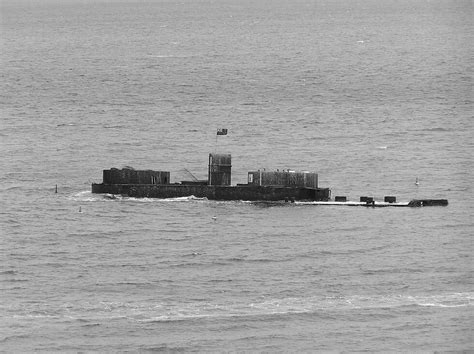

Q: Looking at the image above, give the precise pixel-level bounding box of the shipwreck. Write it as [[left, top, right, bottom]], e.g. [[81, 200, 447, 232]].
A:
[[91, 153, 448, 207]]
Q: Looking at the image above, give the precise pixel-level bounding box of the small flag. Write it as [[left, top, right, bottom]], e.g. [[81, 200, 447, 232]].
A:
[[217, 128, 228, 136]]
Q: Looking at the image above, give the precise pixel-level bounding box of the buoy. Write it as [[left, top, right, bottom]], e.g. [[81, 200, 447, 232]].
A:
[[79, 206, 82, 213], [55, 184, 58, 193], [415, 178, 419, 186]]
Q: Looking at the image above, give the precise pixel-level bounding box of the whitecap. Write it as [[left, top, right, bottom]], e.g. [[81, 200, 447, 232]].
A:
[[69, 190, 116, 202]]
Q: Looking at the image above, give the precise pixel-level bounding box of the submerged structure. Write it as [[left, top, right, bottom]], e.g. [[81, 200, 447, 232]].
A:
[[91, 153, 448, 207], [92, 153, 330, 201]]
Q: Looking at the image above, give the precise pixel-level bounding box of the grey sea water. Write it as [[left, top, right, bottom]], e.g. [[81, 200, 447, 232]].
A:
[[1, 0, 473, 351]]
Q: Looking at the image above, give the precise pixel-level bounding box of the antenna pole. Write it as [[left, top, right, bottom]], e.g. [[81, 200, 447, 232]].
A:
[[208, 154, 212, 186]]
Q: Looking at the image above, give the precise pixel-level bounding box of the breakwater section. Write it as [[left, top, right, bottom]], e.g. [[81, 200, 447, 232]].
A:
[[297, 200, 448, 207]]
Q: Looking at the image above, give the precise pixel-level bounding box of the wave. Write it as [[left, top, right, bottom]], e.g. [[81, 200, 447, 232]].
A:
[[411, 127, 455, 133], [422, 127, 453, 132], [120, 195, 210, 203], [337, 293, 473, 309], [115, 281, 153, 286], [136, 292, 473, 323], [80, 322, 101, 328], [4, 293, 470, 326], [0, 334, 29, 344], [71, 191, 212, 203], [1, 278, 28, 283], [149, 55, 173, 58], [103, 125, 125, 129], [69, 191, 108, 202], [162, 195, 208, 202]]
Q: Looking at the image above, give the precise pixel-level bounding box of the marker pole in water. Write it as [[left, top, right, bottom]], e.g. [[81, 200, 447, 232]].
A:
[[55, 184, 58, 193]]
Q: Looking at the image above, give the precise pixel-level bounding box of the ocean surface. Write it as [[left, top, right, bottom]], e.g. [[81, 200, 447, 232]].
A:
[[1, 0, 473, 351]]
